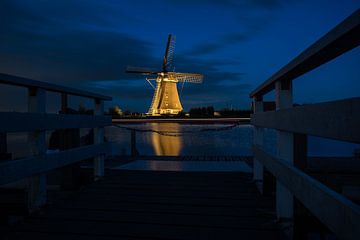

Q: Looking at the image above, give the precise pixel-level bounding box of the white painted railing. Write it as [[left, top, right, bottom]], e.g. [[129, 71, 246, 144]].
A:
[[0, 73, 112, 211], [250, 9, 360, 240]]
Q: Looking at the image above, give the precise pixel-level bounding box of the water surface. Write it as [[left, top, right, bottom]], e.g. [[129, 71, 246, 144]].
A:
[[106, 123, 359, 157]]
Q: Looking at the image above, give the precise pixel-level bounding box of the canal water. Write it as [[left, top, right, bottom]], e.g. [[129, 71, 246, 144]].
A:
[[106, 123, 255, 156], [6, 123, 359, 159], [106, 123, 360, 157]]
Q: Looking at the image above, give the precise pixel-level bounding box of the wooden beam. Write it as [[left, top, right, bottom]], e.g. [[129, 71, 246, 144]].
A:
[[253, 145, 360, 240], [251, 97, 360, 143], [27, 87, 47, 211], [131, 129, 138, 157], [0, 73, 112, 101], [0, 112, 112, 133], [94, 100, 105, 178], [61, 93, 68, 113], [0, 133, 11, 160], [253, 99, 264, 193], [250, 9, 360, 98], [0, 143, 111, 185], [274, 80, 294, 228]]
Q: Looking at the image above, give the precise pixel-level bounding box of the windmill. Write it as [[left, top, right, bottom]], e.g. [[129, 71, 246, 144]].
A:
[[126, 34, 203, 116]]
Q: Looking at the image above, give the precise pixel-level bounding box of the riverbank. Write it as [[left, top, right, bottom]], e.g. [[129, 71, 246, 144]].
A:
[[112, 117, 250, 124]]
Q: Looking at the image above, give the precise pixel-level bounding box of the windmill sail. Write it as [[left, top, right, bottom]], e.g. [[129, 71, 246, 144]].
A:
[[125, 66, 158, 75], [163, 35, 176, 72], [170, 73, 203, 83]]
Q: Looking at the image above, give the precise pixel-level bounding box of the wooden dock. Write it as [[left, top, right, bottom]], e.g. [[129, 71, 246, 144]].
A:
[[3, 168, 283, 240], [1, 9, 360, 240]]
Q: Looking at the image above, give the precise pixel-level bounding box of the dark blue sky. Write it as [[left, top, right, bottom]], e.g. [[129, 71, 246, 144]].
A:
[[0, 0, 359, 112]]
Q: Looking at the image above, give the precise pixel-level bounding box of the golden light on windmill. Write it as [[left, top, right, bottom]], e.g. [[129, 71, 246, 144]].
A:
[[126, 34, 204, 116]]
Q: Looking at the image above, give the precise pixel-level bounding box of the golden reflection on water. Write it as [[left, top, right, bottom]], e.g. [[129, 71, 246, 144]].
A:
[[149, 123, 183, 156]]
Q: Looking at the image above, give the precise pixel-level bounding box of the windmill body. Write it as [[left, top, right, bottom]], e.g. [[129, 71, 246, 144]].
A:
[[126, 35, 203, 116], [148, 73, 183, 115]]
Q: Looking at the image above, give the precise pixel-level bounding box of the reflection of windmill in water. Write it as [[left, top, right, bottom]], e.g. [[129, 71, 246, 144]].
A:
[[126, 35, 203, 116], [149, 123, 183, 156]]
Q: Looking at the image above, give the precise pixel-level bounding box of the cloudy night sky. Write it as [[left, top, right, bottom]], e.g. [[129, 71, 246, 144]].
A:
[[0, 0, 359, 112]]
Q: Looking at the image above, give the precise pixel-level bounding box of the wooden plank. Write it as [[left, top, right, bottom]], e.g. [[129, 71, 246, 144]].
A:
[[11, 219, 281, 240], [31, 208, 275, 229], [0, 112, 112, 133], [3, 170, 281, 240], [0, 143, 111, 185], [253, 145, 360, 240], [251, 97, 360, 143], [0, 73, 112, 100], [65, 193, 272, 208], [7, 232, 121, 240], [250, 9, 360, 97], [81, 187, 258, 198], [54, 201, 271, 219]]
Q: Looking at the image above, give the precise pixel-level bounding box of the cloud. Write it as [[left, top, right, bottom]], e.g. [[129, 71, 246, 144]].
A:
[[184, 32, 253, 55], [180, 0, 289, 56], [168, 0, 283, 9], [185, 43, 224, 56], [0, 31, 157, 82], [0, 0, 154, 83], [0, 0, 254, 112]]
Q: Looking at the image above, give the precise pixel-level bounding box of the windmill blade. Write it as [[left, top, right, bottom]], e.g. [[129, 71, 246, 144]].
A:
[[163, 34, 176, 72], [126, 66, 158, 75], [171, 73, 203, 83]]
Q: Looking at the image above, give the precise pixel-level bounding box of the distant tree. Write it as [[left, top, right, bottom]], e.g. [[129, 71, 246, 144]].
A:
[[123, 110, 131, 116], [108, 105, 123, 118], [218, 108, 251, 118], [206, 106, 214, 116], [78, 102, 93, 115], [189, 106, 214, 117]]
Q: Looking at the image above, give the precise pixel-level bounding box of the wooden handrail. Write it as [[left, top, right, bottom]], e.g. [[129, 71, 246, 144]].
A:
[[0, 112, 111, 133], [0, 143, 111, 185], [253, 146, 360, 240], [249, 9, 360, 239], [0, 74, 112, 210], [0, 73, 112, 101], [251, 97, 360, 143]]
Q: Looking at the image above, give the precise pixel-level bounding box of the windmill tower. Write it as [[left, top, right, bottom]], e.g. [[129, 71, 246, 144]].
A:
[[126, 35, 203, 116]]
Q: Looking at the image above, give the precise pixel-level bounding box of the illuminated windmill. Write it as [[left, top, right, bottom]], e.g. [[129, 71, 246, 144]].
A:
[[126, 34, 203, 116]]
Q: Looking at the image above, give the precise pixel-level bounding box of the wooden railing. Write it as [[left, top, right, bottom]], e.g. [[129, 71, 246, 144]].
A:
[[0, 73, 112, 211], [250, 9, 360, 240]]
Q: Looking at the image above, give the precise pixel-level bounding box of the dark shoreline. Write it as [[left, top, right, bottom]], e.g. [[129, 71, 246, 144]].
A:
[[112, 117, 250, 124]]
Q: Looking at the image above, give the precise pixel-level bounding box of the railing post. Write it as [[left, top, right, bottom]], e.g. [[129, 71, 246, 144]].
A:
[[94, 98, 105, 178], [27, 87, 46, 212], [131, 129, 138, 157], [59, 93, 81, 190], [253, 96, 264, 193], [294, 134, 307, 170], [275, 80, 294, 234], [0, 133, 11, 160]]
